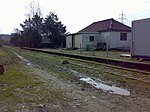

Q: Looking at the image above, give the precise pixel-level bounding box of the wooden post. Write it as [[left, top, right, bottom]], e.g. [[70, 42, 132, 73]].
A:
[[80, 43, 82, 54], [61, 42, 63, 52], [70, 43, 71, 53], [93, 42, 96, 56], [106, 44, 108, 58], [93, 49, 95, 56], [106, 36, 109, 58]]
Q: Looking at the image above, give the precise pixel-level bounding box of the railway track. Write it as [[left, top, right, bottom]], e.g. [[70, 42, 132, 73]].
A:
[[22, 47, 150, 71], [69, 60, 150, 84], [22, 47, 150, 84]]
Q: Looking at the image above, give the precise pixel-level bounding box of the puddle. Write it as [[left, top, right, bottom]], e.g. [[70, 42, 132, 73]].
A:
[[10, 50, 130, 96], [60, 66, 130, 96], [80, 77, 130, 96]]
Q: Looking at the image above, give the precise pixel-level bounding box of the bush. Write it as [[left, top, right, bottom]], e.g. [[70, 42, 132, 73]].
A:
[[62, 60, 69, 64]]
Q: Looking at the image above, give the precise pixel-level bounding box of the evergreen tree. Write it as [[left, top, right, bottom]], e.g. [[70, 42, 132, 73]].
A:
[[42, 12, 66, 47], [10, 29, 22, 46], [10, 11, 66, 48], [20, 13, 43, 48]]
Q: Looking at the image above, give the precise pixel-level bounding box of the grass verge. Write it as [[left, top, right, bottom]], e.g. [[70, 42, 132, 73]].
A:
[[0, 48, 70, 111]]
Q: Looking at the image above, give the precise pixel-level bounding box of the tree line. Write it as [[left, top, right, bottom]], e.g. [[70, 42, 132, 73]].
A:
[[10, 11, 66, 48]]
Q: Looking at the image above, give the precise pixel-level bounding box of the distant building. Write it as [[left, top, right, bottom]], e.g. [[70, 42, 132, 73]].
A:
[[0, 34, 11, 45], [66, 18, 131, 50]]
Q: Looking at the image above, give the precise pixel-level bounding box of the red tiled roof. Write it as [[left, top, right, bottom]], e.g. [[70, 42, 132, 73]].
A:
[[78, 18, 131, 33]]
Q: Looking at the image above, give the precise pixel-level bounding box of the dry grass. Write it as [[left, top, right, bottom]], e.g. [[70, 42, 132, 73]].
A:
[[0, 47, 70, 111]]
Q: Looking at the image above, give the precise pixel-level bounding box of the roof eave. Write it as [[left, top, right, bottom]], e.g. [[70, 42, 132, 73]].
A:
[[98, 29, 131, 32], [65, 32, 81, 36]]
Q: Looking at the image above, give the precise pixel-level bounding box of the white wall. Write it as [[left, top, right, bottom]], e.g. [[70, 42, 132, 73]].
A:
[[66, 31, 131, 50], [109, 32, 131, 49], [99, 31, 131, 49], [66, 35, 72, 48], [100, 32, 110, 49], [75, 34, 82, 48], [81, 33, 100, 50]]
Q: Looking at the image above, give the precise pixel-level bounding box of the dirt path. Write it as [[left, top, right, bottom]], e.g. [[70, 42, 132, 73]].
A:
[[7, 48, 150, 112]]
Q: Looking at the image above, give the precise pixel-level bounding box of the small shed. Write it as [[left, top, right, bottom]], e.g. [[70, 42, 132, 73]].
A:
[[66, 18, 131, 50]]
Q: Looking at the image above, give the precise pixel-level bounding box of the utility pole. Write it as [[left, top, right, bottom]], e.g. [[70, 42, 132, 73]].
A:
[[118, 11, 127, 24]]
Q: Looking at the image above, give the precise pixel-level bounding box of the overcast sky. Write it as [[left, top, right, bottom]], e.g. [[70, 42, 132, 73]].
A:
[[0, 0, 150, 34]]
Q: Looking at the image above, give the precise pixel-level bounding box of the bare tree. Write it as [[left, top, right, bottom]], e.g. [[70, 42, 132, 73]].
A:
[[25, 0, 42, 18]]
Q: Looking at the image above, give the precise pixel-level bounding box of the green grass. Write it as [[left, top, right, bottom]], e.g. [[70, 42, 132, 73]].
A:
[[4, 47, 150, 98], [12, 47, 149, 86], [0, 47, 70, 111], [8, 47, 73, 80]]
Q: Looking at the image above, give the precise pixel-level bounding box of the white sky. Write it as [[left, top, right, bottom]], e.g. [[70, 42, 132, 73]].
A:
[[0, 0, 150, 34]]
